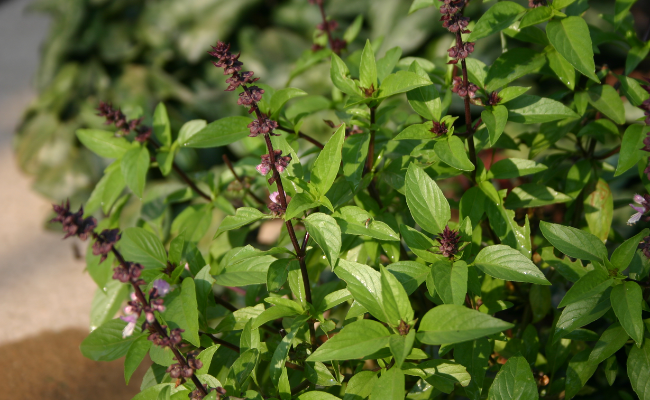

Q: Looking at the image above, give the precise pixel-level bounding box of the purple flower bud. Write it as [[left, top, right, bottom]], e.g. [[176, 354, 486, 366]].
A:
[[256, 163, 271, 175], [153, 279, 171, 297]]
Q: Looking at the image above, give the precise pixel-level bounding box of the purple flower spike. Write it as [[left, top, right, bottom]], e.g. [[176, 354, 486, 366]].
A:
[[628, 194, 650, 226], [120, 315, 138, 338], [153, 279, 171, 297]]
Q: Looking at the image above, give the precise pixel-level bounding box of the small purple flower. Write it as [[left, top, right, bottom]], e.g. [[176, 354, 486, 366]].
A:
[[268, 191, 287, 216], [153, 279, 171, 297], [256, 163, 271, 175], [639, 236, 650, 259], [628, 194, 650, 225], [121, 314, 138, 338]]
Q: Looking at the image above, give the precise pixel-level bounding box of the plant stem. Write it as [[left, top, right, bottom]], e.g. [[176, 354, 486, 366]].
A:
[[364, 106, 384, 209], [276, 125, 324, 149], [103, 235, 208, 397], [222, 154, 266, 205], [594, 145, 620, 160], [455, 32, 478, 183], [148, 140, 213, 202], [317, 1, 339, 54]]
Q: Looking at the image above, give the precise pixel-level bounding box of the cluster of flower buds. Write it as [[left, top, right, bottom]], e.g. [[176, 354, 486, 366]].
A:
[[486, 91, 501, 106], [639, 79, 650, 126], [268, 191, 287, 216], [628, 194, 650, 225], [451, 76, 479, 99], [256, 150, 292, 176], [639, 235, 650, 259], [431, 121, 448, 136], [96, 102, 152, 142], [440, 0, 475, 64], [167, 351, 203, 382], [529, 0, 548, 8], [436, 225, 462, 258], [113, 262, 145, 285], [51, 200, 97, 241], [146, 325, 185, 347], [92, 228, 120, 263], [121, 279, 171, 338], [447, 42, 475, 62], [309, 0, 347, 53], [209, 41, 279, 138], [324, 120, 363, 137], [189, 385, 226, 400]]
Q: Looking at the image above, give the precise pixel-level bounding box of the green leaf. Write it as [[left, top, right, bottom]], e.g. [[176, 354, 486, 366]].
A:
[[406, 61, 440, 121], [455, 338, 491, 398], [389, 330, 415, 368], [626, 43, 650, 75], [564, 349, 596, 400], [611, 281, 644, 345], [360, 40, 377, 92], [306, 361, 339, 387], [121, 145, 150, 199], [482, 182, 532, 258], [434, 136, 475, 171], [465, 58, 489, 88], [418, 305, 514, 345], [586, 85, 626, 125], [342, 133, 370, 190], [530, 285, 551, 323], [405, 163, 451, 235], [386, 262, 431, 295], [546, 48, 577, 90], [616, 74, 650, 106], [488, 158, 547, 179], [331, 54, 362, 97], [267, 258, 290, 293], [459, 186, 486, 229], [468, 2, 526, 41], [90, 280, 129, 331], [482, 105, 508, 146], [554, 288, 612, 340], [409, 0, 435, 14], [487, 356, 538, 400], [377, 71, 432, 99], [506, 95, 578, 124], [120, 227, 167, 269], [307, 319, 391, 361], [584, 179, 613, 242], [342, 371, 378, 400], [80, 319, 142, 361], [615, 124, 648, 177], [343, 15, 364, 42], [405, 359, 471, 393], [197, 344, 221, 375], [153, 102, 172, 147], [604, 356, 618, 386], [311, 124, 345, 196], [393, 122, 434, 140], [370, 367, 405, 400], [498, 87, 531, 104], [431, 259, 468, 305], [176, 120, 207, 145], [334, 259, 386, 322], [504, 184, 572, 209], [162, 279, 200, 346], [558, 269, 613, 308], [214, 255, 276, 287], [400, 225, 441, 263], [227, 348, 259, 392], [380, 265, 414, 325], [485, 48, 546, 92], [270, 88, 308, 118], [335, 206, 400, 241], [539, 221, 607, 262], [297, 392, 342, 400], [474, 245, 550, 285], [270, 315, 309, 385], [215, 207, 270, 237], [589, 322, 629, 364], [124, 335, 151, 384], [611, 229, 650, 271], [181, 116, 251, 148], [171, 204, 213, 243], [86, 162, 126, 215], [76, 129, 131, 159], [546, 17, 599, 82], [305, 213, 342, 267], [519, 6, 553, 29], [627, 338, 650, 399]]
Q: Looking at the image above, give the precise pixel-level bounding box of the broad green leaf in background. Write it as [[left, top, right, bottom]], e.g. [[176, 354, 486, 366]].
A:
[[307, 320, 391, 361], [615, 124, 648, 177], [407, 61, 440, 121], [546, 48, 577, 90], [304, 213, 342, 267], [434, 136, 475, 171], [342, 371, 378, 400], [270, 315, 309, 385], [487, 356, 538, 400], [377, 47, 402, 83], [565, 159, 593, 199], [161, 279, 200, 347], [611, 229, 650, 271], [181, 116, 251, 148], [554, 288, 612, 340], [311, 124, 345, 196], [335, 259, 386, 322], [616, 74, 650, 106], [215, 207, 270, 237], [393, 123, 434, 140], [76, 129, 132, 159], [359, 40, 377, 91], [335, 206, 400, 242], [215, 255, 276, 287], [468, 2, 526, 41], [455, 338, 491, 399], [85, 162, 126, 215], [406, 359, 471, 394], [389, 330, 416, 368], [380, 265, 414, 325], [121, 145, 150, 199], [485, 49, 546, 92], [611, 281, 644, 345], [90, 280, 129, 331], [418, 305, 514, 345], [589, 322, 629, 365], [405, 163, 451, 235], [343, 15, 364, 43], [370, 367, 405, 400], [539, 221, 608, 262], [431, 260, 468, 305], [331, 54, 362, 97], [504, 184, 571, 209], [546, 17, 599, 82], [488, 158, 547, 179], [386, 262, 431, 295], [506, 95, 578, 124], [482, 182, 532, 258], [270, 88, 308, 118], [614, 0, 636, 27], [481, 105, 508, 146], [342, 133, 370, 189], [584, 179, 613, 242], [586, 85, 626, 125], [153, 102, 172, 146], [176, 120, 207, 145], [409, 0, 435, 14], [377, 71, 432, 99], [297, 392, 341, 400], [628, 339, 650, 399], [519, 6, 553, 29], [558, 269, 613, 308], [400, 225, 441, 263], [80, 319, 142, 362], [120, 227, 167, 269], [474, 245, 550, 285], [124, 335, 151, 385], [564, 349, 596, 400]]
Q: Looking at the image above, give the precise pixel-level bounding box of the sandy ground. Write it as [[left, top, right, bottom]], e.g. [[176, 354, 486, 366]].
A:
[[0, 1, 146, 398]]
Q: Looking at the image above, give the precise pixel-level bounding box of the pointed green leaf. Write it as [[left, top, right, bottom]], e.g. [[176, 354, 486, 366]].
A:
[[121, 145, 150, 199], [482, 105, 508, 146], [405, 163, 451, 235], [474, 245, 550, 285], [487, 356, 538, 400], [434, 136, 475, 171], [546, 17, 599, 82], [555, 288, 612, 340], [611, 281, 644, 345], [504, 184, 572, 209], [181, 116, 251, 148], [586, 85, 626, 125], [76, 129, 132, 159], [311, 124, 345, 196], [389, 330, 415, 368], [488, 158, 547, 179], [377, 71, 432, 99], [506, 95, 579, 124], [432, 259, 469, 305], [370, 367, 404, 400], [485, 48, 546, 92], [153, 102, 172, 146], [307, 320, 391, 362], [558, 269, 613, 308], [305, 213, 341, 267], [380, 265, 414, 325], [360, 40, 377, 91], [270, 315, 309, 385], [611, 229, 650, 271], [615, 124, 648, 177], [418, 305, 514, 345], [627, 337, 650, 399], [539, 221, 607, 262], [215, 207, 270, 237], [121, 227, 167, 269]]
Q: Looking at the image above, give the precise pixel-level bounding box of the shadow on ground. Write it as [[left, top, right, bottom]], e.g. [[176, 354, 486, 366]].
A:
[[3, 329, 149, 400]]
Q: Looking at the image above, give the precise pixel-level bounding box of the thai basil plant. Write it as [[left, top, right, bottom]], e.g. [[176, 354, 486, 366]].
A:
[[47, 0, 650, 399]]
